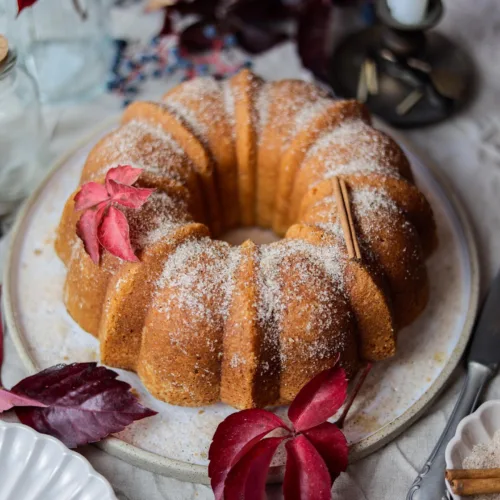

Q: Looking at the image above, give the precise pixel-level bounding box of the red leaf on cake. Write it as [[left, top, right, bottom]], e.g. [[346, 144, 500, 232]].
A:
[[74, 182, 110, 211], [98, 206, 139, 262], [224, 437, 286, 500], [10, 363, 157, 448], [0, 389, 47, 412], [107, 180, 155, 209], [208, 409, 289, 500], [105, 164, 142, 187], [283, 435, 332, 500], [302, 422, 348, 481], [74, 166, 155, 263], [288, 363, 347, 432], [76, 207, 104, 264]]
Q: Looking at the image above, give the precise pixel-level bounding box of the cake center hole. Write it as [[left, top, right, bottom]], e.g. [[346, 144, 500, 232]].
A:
[[220, 227, 281, 245]]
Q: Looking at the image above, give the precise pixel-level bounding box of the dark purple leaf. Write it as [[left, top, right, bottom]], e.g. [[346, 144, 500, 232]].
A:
[[235, 22, 288, 54], [226, 0, 292, 23], [11, 363, 156, 448], [180, 20, 219, 53], [297, 0, 332, 80], [159, 9, 174, 36], [0, 389, 47, 412], [170, 0, 219, 18]]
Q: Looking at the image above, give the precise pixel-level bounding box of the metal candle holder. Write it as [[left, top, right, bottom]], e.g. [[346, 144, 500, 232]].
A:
[[329, 0, 474, 128]]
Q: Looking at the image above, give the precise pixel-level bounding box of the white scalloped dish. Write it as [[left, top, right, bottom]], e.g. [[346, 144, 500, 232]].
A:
[[0, 420, 116, 500], [446, 400, 500, 499]]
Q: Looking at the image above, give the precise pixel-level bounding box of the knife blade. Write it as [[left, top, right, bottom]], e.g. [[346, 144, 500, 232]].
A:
[[468, 272, 500, 370], [408, 271, 500, 500]]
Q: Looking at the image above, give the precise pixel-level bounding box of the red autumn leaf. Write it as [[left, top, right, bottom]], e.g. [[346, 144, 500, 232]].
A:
[[224, 437, 286, 500], [208, 409, 289, 500], [73, 182, 110, 211], [76, 203, 107, 264], [98, 206, 138, 262], [283, 435, 331, 500], [303, 422, 348, 481], [107, 180, 155, 209], [73, 166, 156, 263], [11, 363, 157, 448], [0, 388, 47, 412], [105, 165, 142, 187], [17, 0, 38, 16], [76, 208, 101, 264], [288, 364, 348, 432]]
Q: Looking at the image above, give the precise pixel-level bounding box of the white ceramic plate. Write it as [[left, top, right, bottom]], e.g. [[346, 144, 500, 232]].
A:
[[446, 400, 500, 500], [2, 119, 480, 483], [0, 420, 116, 500]]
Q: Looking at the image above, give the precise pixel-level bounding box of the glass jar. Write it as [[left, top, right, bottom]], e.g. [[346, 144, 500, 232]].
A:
[[0, 49, 48, 216], [3, 0, 113, 103]]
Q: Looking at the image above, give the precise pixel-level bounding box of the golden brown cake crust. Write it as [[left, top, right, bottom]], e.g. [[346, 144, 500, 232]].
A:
[[55, 70, 437, 409]]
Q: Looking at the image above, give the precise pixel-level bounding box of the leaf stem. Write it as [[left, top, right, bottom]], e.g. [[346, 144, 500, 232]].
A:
[[336, 362, 373, 429], [72, 0, 88, 21]]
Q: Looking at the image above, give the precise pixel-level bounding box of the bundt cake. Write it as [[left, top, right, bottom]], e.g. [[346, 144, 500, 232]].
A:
[[55, 69, 437, 409]]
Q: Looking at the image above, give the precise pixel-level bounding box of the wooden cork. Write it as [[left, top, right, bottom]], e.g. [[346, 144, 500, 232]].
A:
[[0, 35, 8, 64]]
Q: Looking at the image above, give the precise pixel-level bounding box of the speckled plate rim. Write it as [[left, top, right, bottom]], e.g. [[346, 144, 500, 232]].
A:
[[2, 118, 480, 484]]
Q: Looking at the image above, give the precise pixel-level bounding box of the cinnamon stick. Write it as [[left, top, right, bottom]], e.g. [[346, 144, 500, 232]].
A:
[[332, 177, 355, 260], [451, 478, 500, 496], [446, 468, 500, 481], [332, 177, 361, 261], [339, 179, 362, 260]]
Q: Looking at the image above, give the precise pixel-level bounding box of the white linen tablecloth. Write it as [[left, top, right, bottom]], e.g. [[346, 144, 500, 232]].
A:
[[2, 1, 500, 498]]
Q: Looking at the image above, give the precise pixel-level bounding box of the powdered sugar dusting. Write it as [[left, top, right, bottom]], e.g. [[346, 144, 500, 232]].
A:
[[304, 120, 403, 178], [156, 238, 241, 328], [221, 80, 236, 135], [291, 97, 330, 137], [323, 158, 400, 180], [173, 77, 220, 99], [255, 83, 271, 136], [163, 77, 233, 146], [89, 120, 189, 181], [257, 238, 349, 368], [162, 99, 209, 142], [258, 239, 346, 328], [136, 194, 190, 247], [351, 187, 399, 219]]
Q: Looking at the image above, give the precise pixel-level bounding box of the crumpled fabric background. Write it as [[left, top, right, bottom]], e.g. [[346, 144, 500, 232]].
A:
[[2, 1, 500, 498]]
